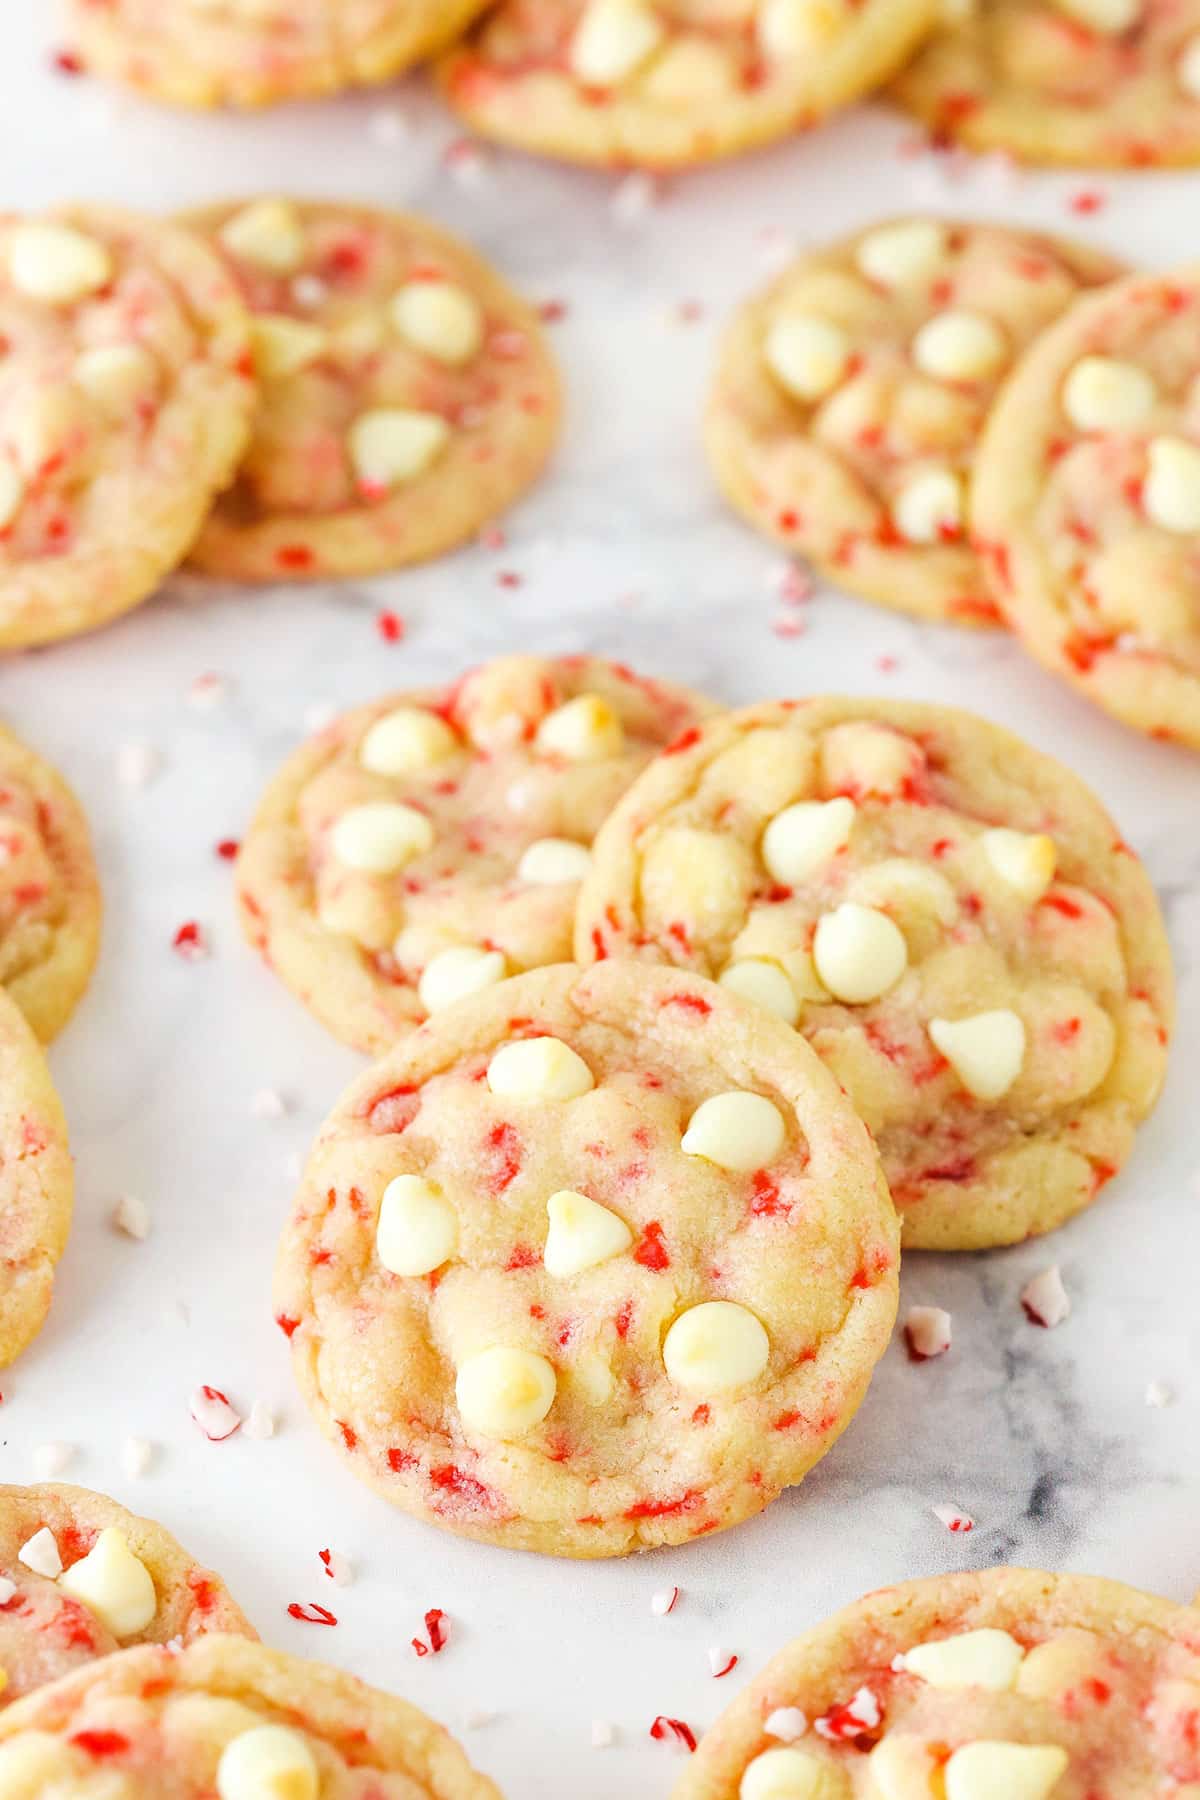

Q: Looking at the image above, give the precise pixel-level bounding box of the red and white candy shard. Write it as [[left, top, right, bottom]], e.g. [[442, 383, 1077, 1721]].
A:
[[189, 1386, 242, 1440], [905, 1305, 952, 1358], [1021, 1266, 1071, 1328]]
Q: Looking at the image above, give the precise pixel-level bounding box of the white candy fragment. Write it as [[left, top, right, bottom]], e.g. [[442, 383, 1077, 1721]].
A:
[[418, 946, 507, 1013], [913, 310, 1007, 383], [1053, 0, 1137, 31], [59, 1529, 157, 1638], [905, 1305, 952, 1358], [360, 706, 459, 774], [905, 1628, 1024, 1691], [456, 1347, 557, 1438], [570, 0, 665, 85], [32, 1443, 74, 1480], [243, 1401, 277, 1441], [487, 1037, 595, 1101], [663, 1301, 770, 1394], [1021, 1265, 1071, 1328], [544, 1190, 633, 1277], [220, 200, 306, 273], [856, 220, 945, 287], [517, 838, 593, 883], [250, 1088, 288, 1120], [1146, 1379, 1175, 1407], [217, 1724, 319, 1800], [535, 693, 625, 761], [765, 315, 851, 401], [9, 223, 112, 304], [928, 1010, 1026, 1101], [376, 1174, 458, 1277], [1062, 356, 1156, 431], [980, 828, 1056, 903], [349, 410, 450, 491], [681, 1091, 786, 1172], [391, 280, 484, 366], [1143, 436, 1200, 532], [763, 1708, 809, 1742], [122, 1437, 154, 1478], [762, 796, 855, 884], [112, 1194, 151, 1240], [19, 1527, 63, 1579], [813, 902, 908, 1004], [591, 1719, 617, 1749], [331, 802, 434, 873], [943, 1740, 1069, 1800]]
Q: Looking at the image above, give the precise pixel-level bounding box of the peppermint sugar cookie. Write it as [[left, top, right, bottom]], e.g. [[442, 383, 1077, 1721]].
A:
[[0, 988, 74, 1369], [438, 0, 938, 171], [577, 697, 1173, 1249], [0, 1484, 252, 1709], [275, 960, 898, 1556], [705, 219, 1123, 625], [237, 655, 717, 1053], [0, 206, 256, 649], [0, 725, 100, 1043], [974, 267, 1200, 750], [892, 0, 1200, 167], [65, 0, 491, 111], [0, 1634, 501, 1799], [674, 1567, 1200, 1798], [184, 199, 560, 581]]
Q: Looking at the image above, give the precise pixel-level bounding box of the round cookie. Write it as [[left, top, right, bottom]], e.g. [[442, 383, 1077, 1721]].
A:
[[0, 1633, 501, 1799], [182, 199, 560, 581], [64, 0, 491, 111], [0, 206, 256, 649], [437, 0, 938, 171], [674, 1567, 1200, 1796], [236, 654, 718, 1054], [0, 988, 74, 1369], [705, 218, 1124, 626], [576, 696, 1173, 1250], [892, 0, 1200, 167], [0, 726, 100, 1043], [0, 1484, 253, 1710], [274, 960, 898, 1557], [974, 267, 1200, 750]]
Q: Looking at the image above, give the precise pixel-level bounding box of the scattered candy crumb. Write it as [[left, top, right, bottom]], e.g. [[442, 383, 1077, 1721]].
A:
[[649, 1716, 697, 1753], [189, 1385, 242, 1441], [931, 1503, 975, 1533], [116, 742, 163, 788], [1021, 1265, 1071, 1328], [172, 920, 210, 961], [121, 1437, 154, 1479], [318, 1548, 353, 1587], [591, 1720, 616, 1749], [243, 1401, 277, 1441], [650, 1584, 679, 1616], [708, 1645, 739, 1678], [1145, 1380, 1175, 1408], [764, 1707, 808, 1742], [112, 1193, 151, 1240], [32, 1441, 74, 1479], [905, 1305, 952, 1360]]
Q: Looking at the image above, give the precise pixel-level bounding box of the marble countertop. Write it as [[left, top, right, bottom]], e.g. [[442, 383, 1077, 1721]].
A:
[[2, 12, 1199, 1795]]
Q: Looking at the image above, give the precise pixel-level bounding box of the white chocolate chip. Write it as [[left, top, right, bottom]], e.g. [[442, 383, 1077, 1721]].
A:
[[251, 314, 327, 379], [456, 1346, 557, 1438], [570, 0, 666, 85], [58, 1529, 157, 1639], [765, 315, 851, 402], [681, 1091, 787, 1171], [517, 837, 593, 883], [330, 802, 434, 873], [762, 795, 855, 884], [759, 0, 850, 55], [1142, 435, 1200, 532], [348, 409, 450, 491], [219, 200, 306, 274], [8, 222, 112, 304], [217, 1724, 319, 1800], [74, 343, 158, 415], [391, 280, 484, 366], [1053, 0, 1137, 31], [892, 467, 963, 544], [905, 1628, 1025, 1691], [905, 1305, 952, 1357], [980, 828, 1056, 903], [740, 1745, 845, 1800], [929, 1010, 1025, 1101], [418, 945, 507, 1013], [812, 902, 908, 1004], [663, 1301, 770, 1394], [856, 220, 946, 287], [18, 1527, 62, 1579], [487, 1036, 595, 1102], [0, 463, 24, 532], [912, 310, 1007, 383], [1062, 356, 1156, 431], [544, 1190, 633, 1276], [376, 1174, 457, 1277], [535, 693, 625, 761], [360, 706, 459, 775], [943, 1741, 1069, 1800], [718, 958, 800, 1025], [641, 36, 736, 103], [1179, 32, 1200, 98], [868, 1737, 943, 1797]]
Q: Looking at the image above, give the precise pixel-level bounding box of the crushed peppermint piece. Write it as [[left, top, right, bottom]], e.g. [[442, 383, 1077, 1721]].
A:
[[0, 1575, 16, 1605], [591, 1720, 616, 1749], [216, 838, 240, 861], [932, 1503, 975, 1532], [708, 1646, 739, 1678], [1021, 1265, 1071, 1328], [1146, 1380, 1175, 1408], [905, 1305, 952, 1360], [611, 171, 658, 226], [172, 921, 210, 961], [188, 671, 229, 711], [116, 742, 163, 788], [443, 136, 489, 187], [19, 1527, 62, 1579], [288, 1601, 337, 1625], [243, 1400, 277, 1440], [814, 1685, 882, 1741], [318, 1548, 353, 1587], [112, 1194, 150, 1240], [650, 1585, 679, 1616], [376, 609, 405, 643], [121, 1437, 154, 1478], [650, 1716, 697, 1753], [189, 1386, 242, 1441], [250, 1088, 288, 1120], [764, 1707, 808, 1742], [32, 1442, 74, 1479]]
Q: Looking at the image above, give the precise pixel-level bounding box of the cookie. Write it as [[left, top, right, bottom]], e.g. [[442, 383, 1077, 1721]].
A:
[[0, 1484, 252, 1710], [973, 267, 1200, 750], [705, 218, 1124, 626], [236, 655, 718, 1053], [65, 1, 491, 111], [892, 0, 1200, 167], [274, 960, 898, 1557], [0, 207, 257, 650], [0, 726, 100, 1043], [576, 696, 1173, 1250], [674, 1567, 1200, 1796], [437, 0, 938, 171], [0, 988, 74, 1369], [182, 199, 560, 582], [0, 1633, 501, 1799]]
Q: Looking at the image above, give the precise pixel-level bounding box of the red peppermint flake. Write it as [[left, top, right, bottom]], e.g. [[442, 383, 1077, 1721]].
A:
[[52, 48, 86, 75], [633, 1221, 670, 1272], [70, 1729, 130, 1758], [814, 1685, 882, 1743], [538, 298, 568, 322], [932, 1503, 975, 1533], [376, 609, 405, 643], [215, 838, 240, 861], [650, 1716, 697, 1753], [172, 920, 209, 961], [412, 1636, 430, 1657], [189, 1386, 241, 1441], [496, 570, 523, 588], [411, 1606, 449, 1656], [288, 1601, 337, 1626]]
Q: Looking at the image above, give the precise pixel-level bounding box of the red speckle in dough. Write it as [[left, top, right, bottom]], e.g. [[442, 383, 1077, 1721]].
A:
[[505, 1244, 540, 1271], [70, 1730, 131, 1758], [633, 1221, 670, 1271], [287, 1602, 337, 1625], [850, 1248, 893, 1289], [51, 1599, 98, 1651], [1041, 893, 1084, 920], [664, 727, 702, 756], [1052, 1017, 1082, 1044], [591, 926, 609, 960], [777, 509, 801, 533], [429, 1463, 503, 1517], [1063, 632, 1116, 673], [614, 1299, 634, 1339], [650, 1716, 698, 1752], [276, 544, 314, 571], [484, 1122, 523, 1194], [275, 1312, 300, 1339], [386, 1447, 418, 1472], [366, 1085, 420, 1134], [376, 610, 405, 643], [337, 1421, 358, 1451], [748, 1170, 789, 1218], [627, 1489, 701, 1521], [659, 992, 712, 1017], [1089, 1159, 1118, 1194], [691, 1405, 710, 1426]]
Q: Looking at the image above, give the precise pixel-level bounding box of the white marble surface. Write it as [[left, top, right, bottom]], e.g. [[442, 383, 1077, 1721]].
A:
[[2, 11, 1199, 1795]]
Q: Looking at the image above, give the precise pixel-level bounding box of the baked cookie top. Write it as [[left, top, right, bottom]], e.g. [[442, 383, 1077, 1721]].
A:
[[0, 1633, 502, 1799], [0, 988, 74, 1370], [705, 218, 1123, 626], [576, 696, 1173, 1250], [0, 1484, 252, 1709], [0, 725, 100, 1043], [974, 266, 1200, 750], [673, 1567, 1200, 1796], [183, 199, 560, 581], [892, 0, 1200, 167], [64, 0, 491, 111], [237, 654, 718, 1054], [0, 206, 256, 649], [275, 960, 898, 1558], [438, 0, 938, 170]]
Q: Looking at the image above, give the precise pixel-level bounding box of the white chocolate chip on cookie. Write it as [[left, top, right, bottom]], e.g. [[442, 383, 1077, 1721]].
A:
[[0, 464, 25, 532], [456, 1346, 557, 1438], [765, 315, 851, 402], [391, 280, 484, 366], [1053, 0, 1138, 32], [418, 945, 507, 1013], [758, 0, 850, 54], [544, 1189, 633, 1276], [663, 1300, 770, 1394], [360, 706, 459, 775], [376, 1173, 457, 1277], [219, 199, 306, 273], [569, 0, 665, 85], [929, 1011, 1026, 1101], [740, 1745, 849, 1799], [331, 802, 434, 873], [980, 828, 1057, 902], [856, 220, 945, 288], [1142, 435, 1200, 532], [904, 1628, 1025, 1690], [682, 1091, 787, 1170], [943, 1741, 1069, 1800], [57, 1528, 157, 1638], [1062, 356, 1156, 432], [74, 343, 159, 415], [762, 796, 856, 884], [1178, 33, 1200, 99], [893, 467, 963, 544], [813, 902, 908, 1003], [913, 310, 1007, 383], [8, 223, 112, 304], [518, 837, 593, 883], [348, 409, 450, 491], [719, 958, 801, 1024], [536, 694, 626, 761], [217, 1724, 319, 1800], [487, 1036, 596, 1101], [251, 314, 327, 379], [868, 1737, 944, 1799]]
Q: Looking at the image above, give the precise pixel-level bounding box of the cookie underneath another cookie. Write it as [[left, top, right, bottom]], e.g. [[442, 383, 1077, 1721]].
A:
[[0, 1483, 252, 1709], [674, 1567, 1200, 1796], [0, 989, 74, 1370], [275, 960, 897, 1556]]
